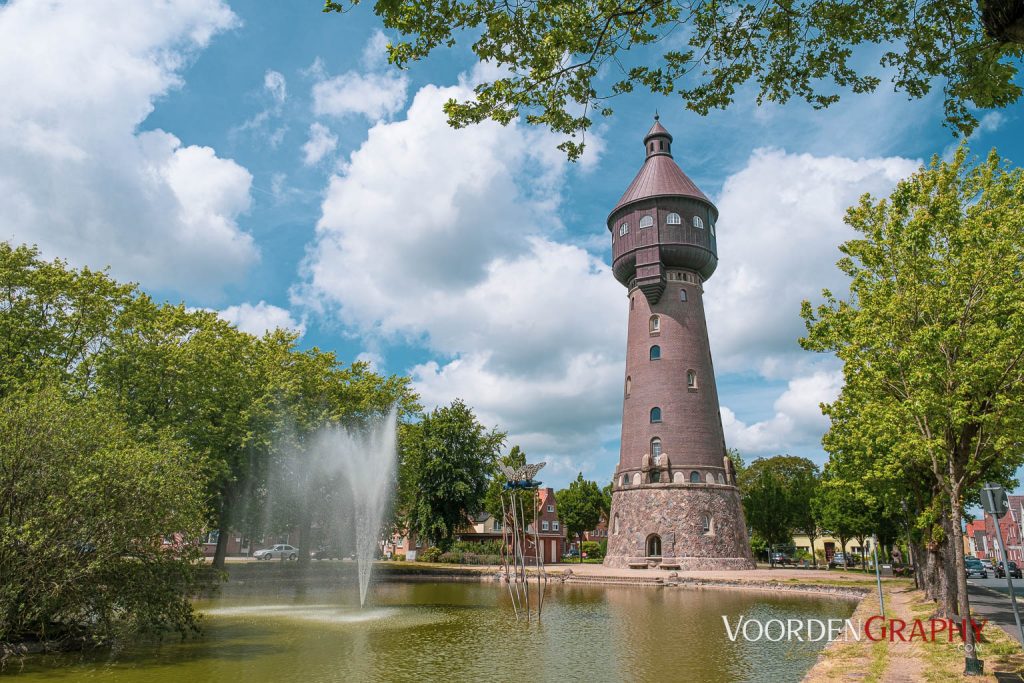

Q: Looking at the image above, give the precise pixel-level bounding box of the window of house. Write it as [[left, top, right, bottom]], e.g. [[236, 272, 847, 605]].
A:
[[650, 407, 662, 423], [650, 345, 661, 360], [553, 521, 560, 531], [649, 315, 660, 334], [542, 521, 550, 531], [666, 212, 681, 225], [689, 471, 701, 483], [625, 376, 631, 398], [693, 216, 704, 229], [547, 505, 554, 513], [619, 222, 629, 236], [639, 215, 654, 228], [493, 519, 502, 531], [651, 437, 662, 459], [680, 288, 688, 302], [687, 370, 697, 388]]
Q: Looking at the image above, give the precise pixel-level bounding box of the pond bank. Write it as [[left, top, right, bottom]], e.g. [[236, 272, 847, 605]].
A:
[[216, 560, 874, 600]]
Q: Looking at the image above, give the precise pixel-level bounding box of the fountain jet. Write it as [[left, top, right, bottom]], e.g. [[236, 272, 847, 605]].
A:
[[313, 408, 398, 607]]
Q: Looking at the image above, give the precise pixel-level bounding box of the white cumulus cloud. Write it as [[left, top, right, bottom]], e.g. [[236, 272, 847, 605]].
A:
[[706, 148, 919, 377], [219, 301, 305, 337], [0, 0, 255, 297], [312, 71, 408, 121], [302, 122, 338, 166]]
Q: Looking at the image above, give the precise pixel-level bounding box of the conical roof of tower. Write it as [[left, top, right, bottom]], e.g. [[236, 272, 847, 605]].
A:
[[610, 118, 711, 217]]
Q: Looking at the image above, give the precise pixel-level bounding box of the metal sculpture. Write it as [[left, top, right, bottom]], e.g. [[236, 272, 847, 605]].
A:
[[498, 461, 548, 621]]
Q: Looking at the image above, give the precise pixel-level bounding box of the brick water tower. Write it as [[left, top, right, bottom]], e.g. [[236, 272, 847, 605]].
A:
[[603, 117, 754, 570]]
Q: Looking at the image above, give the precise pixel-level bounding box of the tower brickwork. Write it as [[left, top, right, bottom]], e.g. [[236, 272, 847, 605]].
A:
[[603, 118, 754, 570]]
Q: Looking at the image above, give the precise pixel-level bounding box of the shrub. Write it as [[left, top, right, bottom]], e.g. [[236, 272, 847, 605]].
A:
[[393, 554, 405, 562], [417, 547, 442, 563], [438, 551, 465, 564], [582, 541, 605, 560], [0, 388, 208, 647]]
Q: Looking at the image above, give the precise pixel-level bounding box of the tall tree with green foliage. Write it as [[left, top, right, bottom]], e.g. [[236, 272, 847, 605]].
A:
[[801, 146, 1024, 654], [0, 386, 208, 647], [739, 457, 799, 562], [326, 0, 1024, 159], [399, 400, 505, 551], [0, 242, 136, 398], [557, 474, 605, 563]]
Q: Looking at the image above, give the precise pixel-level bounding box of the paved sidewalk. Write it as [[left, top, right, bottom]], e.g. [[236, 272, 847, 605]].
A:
[[550, 562, 887, 584]]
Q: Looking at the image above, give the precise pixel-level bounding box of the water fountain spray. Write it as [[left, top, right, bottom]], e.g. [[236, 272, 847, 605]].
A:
[[312, 407, 398, 607]]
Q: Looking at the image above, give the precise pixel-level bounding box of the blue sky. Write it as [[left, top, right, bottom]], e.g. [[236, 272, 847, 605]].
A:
[[2, 0, 1022, 491]]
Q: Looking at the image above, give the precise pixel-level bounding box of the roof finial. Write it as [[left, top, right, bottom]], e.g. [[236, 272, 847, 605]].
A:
[[654, 110, 660, 121]]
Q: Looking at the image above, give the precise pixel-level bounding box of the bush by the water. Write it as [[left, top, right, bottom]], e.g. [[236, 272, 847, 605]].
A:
[[0, 388, 208, 649]]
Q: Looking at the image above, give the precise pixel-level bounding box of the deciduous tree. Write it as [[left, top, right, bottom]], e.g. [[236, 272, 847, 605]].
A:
[[801, 145, 1024, 657], [326, 0, 1024, 159]]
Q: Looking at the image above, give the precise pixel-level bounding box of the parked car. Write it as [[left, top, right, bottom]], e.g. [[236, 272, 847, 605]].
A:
[[829, 553, 853, 569], [995, 561, 1023, 579], [965, 559, 988, 579], [769, 552, 794, 566], [314, 545, 341, 560], [253, 544, 298, 560]]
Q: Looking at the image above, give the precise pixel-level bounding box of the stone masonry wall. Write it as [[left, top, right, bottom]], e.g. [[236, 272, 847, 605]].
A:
[[604, 485, 754, 569]]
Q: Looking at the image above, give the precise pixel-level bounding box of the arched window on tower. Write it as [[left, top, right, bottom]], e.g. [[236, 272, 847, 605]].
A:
[[650, 437, 662, 460], [702, 515, 713, 535], [650, 470, 661, 483], [689, 470, 701, 483], [630, 296, 635, 310], [666, 212, 681, 225], [650, 345, 661, 361], [693, 215, 705, 229], [680, 288, 688, 302], [619, 222, 629, 236], [710, 220, 716, 236], [624, 376, 631, 398], [650, 407, 662, 423], [639, 215, 654, 228], [649, 315, 660, 334], [687, 370, 697, 388]]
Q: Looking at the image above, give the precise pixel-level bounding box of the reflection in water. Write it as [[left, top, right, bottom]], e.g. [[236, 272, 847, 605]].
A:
[[10, 581, 855, 682]]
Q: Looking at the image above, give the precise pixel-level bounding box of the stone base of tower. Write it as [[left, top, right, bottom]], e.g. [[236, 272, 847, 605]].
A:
[[603, 485, 755, 570]]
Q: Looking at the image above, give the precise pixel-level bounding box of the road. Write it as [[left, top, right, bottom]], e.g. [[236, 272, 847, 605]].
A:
[[968, 578, 1024, 644]]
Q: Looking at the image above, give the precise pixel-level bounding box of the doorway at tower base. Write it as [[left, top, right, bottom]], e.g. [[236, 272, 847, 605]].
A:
[[603, 486, 756, 570]]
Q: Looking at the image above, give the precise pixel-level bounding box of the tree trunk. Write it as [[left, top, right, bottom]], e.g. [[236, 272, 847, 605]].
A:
[[298, 508, 314, 566], [808, 532, 818, 568], [212, 488, 235, 570], [948, 481, 976, 658]]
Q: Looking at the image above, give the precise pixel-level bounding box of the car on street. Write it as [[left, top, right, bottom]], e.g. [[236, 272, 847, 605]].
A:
[[965, 559, 988, 578], [829, 553, 854, 569], [769, 552, 794, 566], [253, 544, 298, 560], [995, 561, 1023, 579], [313, 545, 341, 560], [981, 559, 995, 573]]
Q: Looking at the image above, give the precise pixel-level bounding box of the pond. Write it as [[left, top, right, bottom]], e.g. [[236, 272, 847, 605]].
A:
[[9, 579, 855, 682]]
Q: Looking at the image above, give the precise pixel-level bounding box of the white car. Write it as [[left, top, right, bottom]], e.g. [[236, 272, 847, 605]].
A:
[[253, 544, 299, 560], [981, 559, 995, 572]]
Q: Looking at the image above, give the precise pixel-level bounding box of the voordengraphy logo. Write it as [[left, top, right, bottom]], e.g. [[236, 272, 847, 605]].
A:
[[722, 616, 988, 643]]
